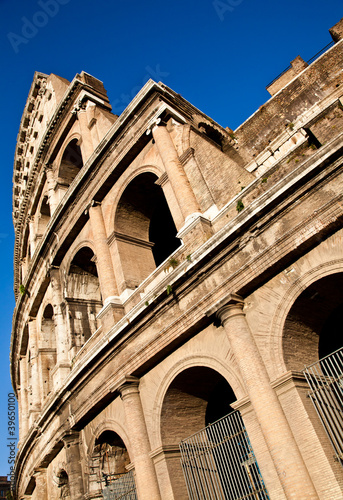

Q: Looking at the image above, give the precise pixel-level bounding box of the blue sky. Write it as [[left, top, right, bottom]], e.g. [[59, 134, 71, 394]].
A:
[[0, 0, 342, 478]]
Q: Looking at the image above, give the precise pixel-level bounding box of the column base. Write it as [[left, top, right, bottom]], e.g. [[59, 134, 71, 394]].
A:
[[97, 298, 125, 332], [28, 408, 40, 427], [177, 213, 213, 252]]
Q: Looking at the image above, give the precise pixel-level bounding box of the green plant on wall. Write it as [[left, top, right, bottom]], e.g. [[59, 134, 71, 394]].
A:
[[169, 258, 179, 269], [236, 199, 244, 212]]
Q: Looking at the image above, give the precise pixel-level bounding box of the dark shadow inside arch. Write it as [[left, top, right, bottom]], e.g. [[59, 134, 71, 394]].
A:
[[93, 431, 130, 479], [67, 247, 102, 350], [116, 172, 181, 268], [283, 273, 343, 370], [57, 470, 70, 499], [160, 366, 237, 499], [59, 139, 83, 186], [69, 247, 98, 277], [161, 366, 236, 446], [40, 303, 56, 397]]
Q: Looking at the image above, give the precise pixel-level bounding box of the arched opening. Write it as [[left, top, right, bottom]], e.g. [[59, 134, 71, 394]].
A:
[[58, 139, 83, 187], [39, 304, 57, 398], [114, 172, 181, 292], [284, 274, 343, 466], [56, 470, 70, 500], [89, 431, 133, 498], [66, 247, 102, 355], [95, 431, 130, 477], [160, 367, 236, 498], [283, 273, 343, 371], [21, 225, 31, 282], [37, 194, 51, 236]]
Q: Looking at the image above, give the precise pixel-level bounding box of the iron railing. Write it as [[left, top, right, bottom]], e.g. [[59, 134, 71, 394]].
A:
[[266, 40, 335, 89], [303, 347, 343, 464], [102, 470, 137, 500], [179, 410, 270, 500]]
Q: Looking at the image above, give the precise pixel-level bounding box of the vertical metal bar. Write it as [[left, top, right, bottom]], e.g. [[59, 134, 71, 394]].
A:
[[179, 410, 270, 500], [303, 347, 343, 464]]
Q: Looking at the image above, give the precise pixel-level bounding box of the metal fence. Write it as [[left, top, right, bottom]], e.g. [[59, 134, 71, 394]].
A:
[[102, 470, 137, 500], [303, 347, 343, 464], [179, 410, 270, 500]]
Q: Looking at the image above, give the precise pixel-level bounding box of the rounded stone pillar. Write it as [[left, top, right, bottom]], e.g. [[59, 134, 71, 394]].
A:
[[45, 164, 59, 215], [151, 123, 201, 221], [215, 295, 319, 500], [77, 107, 94, 161], [88, 202, 119, 304], [118, 377, 161, 500], [28, 319, 41, 425], [50, 267, 70, 390], [62, 432, 85, 499], [19, 356, 29, 439]]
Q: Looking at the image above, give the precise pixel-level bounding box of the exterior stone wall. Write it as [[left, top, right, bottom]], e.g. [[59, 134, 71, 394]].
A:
[[10, 18, 343, 500]]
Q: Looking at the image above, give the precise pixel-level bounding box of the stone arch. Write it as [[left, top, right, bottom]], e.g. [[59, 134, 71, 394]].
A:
[[160, 363, 241, 499], [88, 423, 132, 496], [161, 366, 236, 445], [282, 271, 343, 372], [270, 258, 343, 374], [108, 164, 164, 232], [39, 303, 57, 398], [66, 245, 102, 355], [36, 193, 51, 236], [89, 420, 132, 459], [112, 170, 181, 292], [63, 239, 97, 278], [55, 469, 70, 500], [151, 354, 245, 450], [58, 138, 83, 188], [21, 224, 31, 280]]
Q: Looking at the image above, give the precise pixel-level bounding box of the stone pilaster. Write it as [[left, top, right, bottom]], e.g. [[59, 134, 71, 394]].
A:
[[62, 431, 85, 499], [150, 122, 200, 221], [33, 469, 47, 500], [210, 295, 319, 500], [118, 377, 161, 500], [50, 267, 70, 390], [45, 164, 59, 215], [28, 319, 41, 426], [28, 218, 36, 256], [150, 122, 214, 248], [19, 356, 29, 439], [76, 104, 94, 161], [89, 202, 124, 329]]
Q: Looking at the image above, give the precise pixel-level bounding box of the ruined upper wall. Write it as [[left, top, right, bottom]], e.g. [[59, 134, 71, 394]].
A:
[[12, 71, 114, 231], [234, 23, 343, 163], [12, 72, 69, 226]]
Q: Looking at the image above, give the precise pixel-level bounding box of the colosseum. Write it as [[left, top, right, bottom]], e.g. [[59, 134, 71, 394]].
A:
[[10, 17, 343, 500]]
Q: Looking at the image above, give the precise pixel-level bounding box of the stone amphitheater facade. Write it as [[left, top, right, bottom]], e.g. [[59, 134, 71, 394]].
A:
[[10, 18, 343, 500]]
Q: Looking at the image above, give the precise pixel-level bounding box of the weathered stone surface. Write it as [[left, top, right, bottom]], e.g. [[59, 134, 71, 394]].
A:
[[10, 20, 343, 500]]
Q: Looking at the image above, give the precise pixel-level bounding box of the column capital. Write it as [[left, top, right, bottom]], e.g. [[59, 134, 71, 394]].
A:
[[44, 162, 53, 172], [61, 430, 80, 447], [117, 375, 140, 398], [206, 293, 244, 326], [146, 117, 162, 135]]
